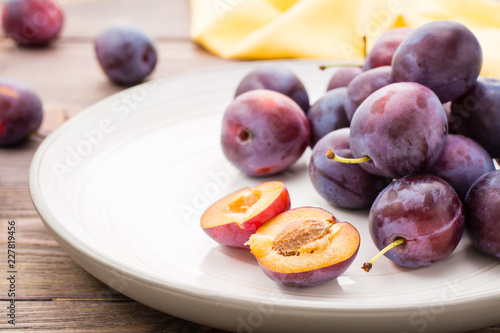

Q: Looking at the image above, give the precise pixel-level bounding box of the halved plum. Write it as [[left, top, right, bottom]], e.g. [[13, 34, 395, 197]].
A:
[[200, 181, 290, 249], [247, 207, 360, 287]]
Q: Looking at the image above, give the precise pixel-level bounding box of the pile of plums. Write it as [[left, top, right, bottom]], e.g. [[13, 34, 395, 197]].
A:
[[0, 0, 158, 146], [217, 20, 500, 279]]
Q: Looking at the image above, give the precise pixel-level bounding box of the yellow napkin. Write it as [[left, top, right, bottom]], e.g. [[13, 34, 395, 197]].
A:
[[190, 0, 500, 77]]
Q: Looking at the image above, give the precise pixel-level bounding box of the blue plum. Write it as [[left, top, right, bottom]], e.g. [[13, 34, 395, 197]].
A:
[[368, 174, 464, 269], [235, 64, 310, 113], [95, 25, 158, 86], [427, 134, 494, 201], [307, 87, 349, 147], [309, 128, 389, 209], [2, 0, 64, 46], [0, 78, 43, 146], [464, 170, 500, 261], [221, 90, 310, 176]]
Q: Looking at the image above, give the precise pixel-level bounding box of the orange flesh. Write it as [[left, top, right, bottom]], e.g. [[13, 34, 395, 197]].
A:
[[247, 208, 360, 273], [200, 181, 284, 228]]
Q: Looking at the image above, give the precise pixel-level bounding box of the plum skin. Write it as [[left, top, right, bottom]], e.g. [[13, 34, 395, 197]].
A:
[[309, 128, 389, 209], [221, 89, 310, 176], [2, 0, 64, 45], [392, 20, 482, 103], [326, 67, 362, 91], [350, 82, 448, 179], [464, 170, 500, 260], [450, 77, 500, 158], [344, 66, 392, 122], [369, 174, 464, 268], [258, 239, 358, 287], [235, 64, 310, 113], [0, 78, 43, 146], [427, 134, 494, 201], [363, 27, 413, 70], [95, 25, 158, 86], [307, 87, 349, 147], [202, 186, 291, 249]]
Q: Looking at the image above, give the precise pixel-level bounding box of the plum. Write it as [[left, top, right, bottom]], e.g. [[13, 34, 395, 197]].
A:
[[0, 78, 43, 146], [392, 20, 482, 103], [235, 64, 310, 113], [326, 67, 362, 91], [363, 28, 413, 70], [348, 82, 448, 179], [450, 77, 500, 158], [427, 134, 494, 200], [201, 181, 290, 249], [309, 128, 389, 209], [307, 87, 349, 147], [2, 0, 64, 46], [247, 207, 360, 287], [344, 66, 392, 121], [464, 170, 500, 260], [364, 174, 464, 270], [95, 25, 158, 86], [221, 89, 310, 176]]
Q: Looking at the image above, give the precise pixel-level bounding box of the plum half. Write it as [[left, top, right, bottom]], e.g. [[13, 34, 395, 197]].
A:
[[200, 181, 290, 249], [247, 207, 360, 287]]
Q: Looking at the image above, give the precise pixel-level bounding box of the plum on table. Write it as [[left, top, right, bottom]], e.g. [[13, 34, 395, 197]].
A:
[[2, 0, 64, 46], [95, 25, 158, 86], [0, 78, 43, 146]]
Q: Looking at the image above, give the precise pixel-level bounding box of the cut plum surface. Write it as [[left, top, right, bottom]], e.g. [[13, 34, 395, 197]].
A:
[[200, 181, 290, 248], [247, 207, 359, 287]]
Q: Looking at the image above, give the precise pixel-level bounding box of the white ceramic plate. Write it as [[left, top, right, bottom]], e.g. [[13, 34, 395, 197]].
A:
[[30, 60, 500, 333]]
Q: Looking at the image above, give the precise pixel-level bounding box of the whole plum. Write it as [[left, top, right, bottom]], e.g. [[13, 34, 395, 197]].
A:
[[95, 25, 158, 86], [309, 128, 389, 209], [392, 20, 482, 103], [344, 66, 392, 121], [368, 174, 464, 269], [235, 64, 310, 113], [464, 170, 500, 260], [307, 87, 349, 147], [0, 78, 43, 146], [427, 134, 494, 201], [221, 90, 310, 176], [2, 0, 64, 46], [350, 82, 448, 179]]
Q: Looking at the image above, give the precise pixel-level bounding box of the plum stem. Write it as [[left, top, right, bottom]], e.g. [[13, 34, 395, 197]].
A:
[[362, 35, 367, 59], [326, 150, 371, 164], [319, 61, 364, 70], [32, 131, 47, 141], [362, 238, 406, 272]]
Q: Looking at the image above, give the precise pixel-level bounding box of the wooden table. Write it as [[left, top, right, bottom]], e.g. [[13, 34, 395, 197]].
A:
[[0, 1, 498, 332]]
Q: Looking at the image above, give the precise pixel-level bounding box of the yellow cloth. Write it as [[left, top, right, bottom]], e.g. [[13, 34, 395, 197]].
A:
[[190, 0, 500, 77]]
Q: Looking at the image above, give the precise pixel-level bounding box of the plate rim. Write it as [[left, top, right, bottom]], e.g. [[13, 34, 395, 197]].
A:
[[29, 59, 500, 316]]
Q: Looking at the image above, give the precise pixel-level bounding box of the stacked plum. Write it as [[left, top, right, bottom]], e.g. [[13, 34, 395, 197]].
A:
[[207, 20, 500, 287]]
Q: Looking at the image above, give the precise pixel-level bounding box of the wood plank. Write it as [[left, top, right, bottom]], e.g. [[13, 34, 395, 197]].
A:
[[62, 0, 191, 39], [0, 40, 229, 107], [0, 218, 128, 300], [0, 300, 228, 332]]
